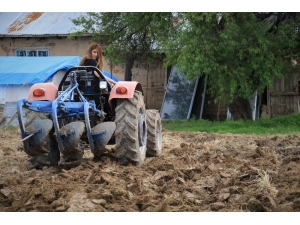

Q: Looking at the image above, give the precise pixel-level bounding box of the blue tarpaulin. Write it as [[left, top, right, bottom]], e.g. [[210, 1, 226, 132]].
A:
[[103, 70, 120, 82], [0, 56, 119, 85], [0, 56, 81, 85]]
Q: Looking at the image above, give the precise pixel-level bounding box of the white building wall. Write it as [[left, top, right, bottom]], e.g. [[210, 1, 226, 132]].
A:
[[0, 85, 31, 104], [0, 70, 65, 104]]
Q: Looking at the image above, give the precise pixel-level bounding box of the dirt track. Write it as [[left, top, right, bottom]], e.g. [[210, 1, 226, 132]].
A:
[[1, 128, 300, 212]]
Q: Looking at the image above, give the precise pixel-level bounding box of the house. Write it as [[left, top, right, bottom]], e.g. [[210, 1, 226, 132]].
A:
[[0, 13, 88, 55], [0, 12, 125, 80]]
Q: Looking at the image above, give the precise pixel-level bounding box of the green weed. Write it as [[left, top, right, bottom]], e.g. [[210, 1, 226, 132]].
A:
[[162, 112, 300, 135]]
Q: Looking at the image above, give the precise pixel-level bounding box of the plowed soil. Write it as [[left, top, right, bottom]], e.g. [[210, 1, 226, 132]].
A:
[[1, 128, 300, 212]]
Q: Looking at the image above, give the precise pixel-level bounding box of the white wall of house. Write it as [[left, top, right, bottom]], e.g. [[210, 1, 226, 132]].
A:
[[0, 85, 31, 104], [0, 70, 67, 105]]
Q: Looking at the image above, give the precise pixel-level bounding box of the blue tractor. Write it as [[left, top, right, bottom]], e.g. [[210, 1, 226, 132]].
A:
[[17, 66, 162, 169]]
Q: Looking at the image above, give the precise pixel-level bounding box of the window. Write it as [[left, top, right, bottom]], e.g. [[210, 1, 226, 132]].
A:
[[14, 49, 49, 57]]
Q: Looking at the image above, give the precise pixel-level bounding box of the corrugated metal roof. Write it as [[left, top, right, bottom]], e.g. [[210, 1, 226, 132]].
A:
[[0, 12, 88, 36]]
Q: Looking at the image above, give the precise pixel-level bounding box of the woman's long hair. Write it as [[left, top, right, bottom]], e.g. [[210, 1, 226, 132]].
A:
[[80, 43, 104, 71]]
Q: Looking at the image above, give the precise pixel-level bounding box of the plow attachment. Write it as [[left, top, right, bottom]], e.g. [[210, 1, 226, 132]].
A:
[[55, 120, 116, 159], [22, 119, 53, 156], [17, 67, 117, 167], [57, 121, 85, 159], [90, 122, 116, 156]]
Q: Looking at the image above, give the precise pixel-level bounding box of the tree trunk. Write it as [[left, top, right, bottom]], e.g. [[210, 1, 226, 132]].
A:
[[124, 55, 134, 81], [228, 97, 253, 121]]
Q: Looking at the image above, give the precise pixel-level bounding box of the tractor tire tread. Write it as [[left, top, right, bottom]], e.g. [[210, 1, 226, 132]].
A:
[[146, 109, 163, 157], [115, 91, 146, 167]]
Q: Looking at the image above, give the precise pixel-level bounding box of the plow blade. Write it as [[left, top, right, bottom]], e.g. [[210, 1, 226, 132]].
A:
[[24, 119, 53, 156], [59, 121, 85, 156], [90, 122, 116, 156]]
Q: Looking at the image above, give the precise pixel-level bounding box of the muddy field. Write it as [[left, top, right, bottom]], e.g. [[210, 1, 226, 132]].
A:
[[1, 127, 300, 212]]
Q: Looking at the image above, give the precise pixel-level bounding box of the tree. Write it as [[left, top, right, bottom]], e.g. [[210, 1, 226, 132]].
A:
[[71, 12, 300, 120], [71, 12, 177, 80]]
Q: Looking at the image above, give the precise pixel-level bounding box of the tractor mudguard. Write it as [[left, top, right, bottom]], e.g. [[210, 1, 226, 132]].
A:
[[28, 82, 58, 101], [108, 81, 143, 112]]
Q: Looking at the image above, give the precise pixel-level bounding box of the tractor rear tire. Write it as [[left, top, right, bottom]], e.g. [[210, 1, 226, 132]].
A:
[[146, 109, 163, 157], [115, 91, 147, 167]]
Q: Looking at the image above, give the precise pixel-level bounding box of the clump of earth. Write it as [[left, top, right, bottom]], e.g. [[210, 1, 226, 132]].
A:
[[1, 128, 300, 212]]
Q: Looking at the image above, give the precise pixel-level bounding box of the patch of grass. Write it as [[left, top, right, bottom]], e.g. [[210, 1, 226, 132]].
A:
[[0, 125, 18, 131], [162, 113, 300, 135]]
